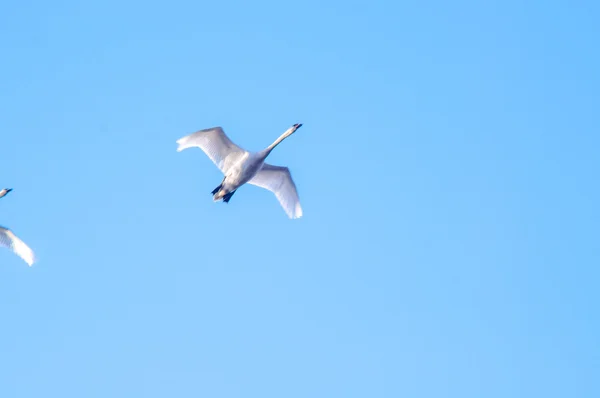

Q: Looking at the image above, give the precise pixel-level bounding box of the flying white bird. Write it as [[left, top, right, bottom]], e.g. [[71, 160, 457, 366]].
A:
[[176, 123, 303, 219], [0, 188, 35, 266]]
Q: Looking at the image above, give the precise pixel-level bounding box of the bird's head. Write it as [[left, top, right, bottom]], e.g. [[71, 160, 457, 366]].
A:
[[287, 123, 302, 136]]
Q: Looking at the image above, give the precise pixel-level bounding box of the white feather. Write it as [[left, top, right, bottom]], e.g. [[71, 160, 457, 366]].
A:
[[176, 127, 247, 174], [0, 226, 35, 266], [248, 164, 303, 219]]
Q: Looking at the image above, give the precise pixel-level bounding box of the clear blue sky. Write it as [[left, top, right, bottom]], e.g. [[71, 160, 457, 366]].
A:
[[1, 1, 598, 397]]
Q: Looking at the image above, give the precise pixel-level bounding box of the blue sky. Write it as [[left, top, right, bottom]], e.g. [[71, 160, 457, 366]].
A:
[[1, 0, 598, 397]]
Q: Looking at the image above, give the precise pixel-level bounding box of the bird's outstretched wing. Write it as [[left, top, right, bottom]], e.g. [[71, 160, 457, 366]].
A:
[[0, 226, 35, 266], [176, 127, 247, 174], [248, 163, 303, 219]]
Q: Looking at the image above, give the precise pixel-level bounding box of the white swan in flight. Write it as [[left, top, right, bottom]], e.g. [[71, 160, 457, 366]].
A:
[[176, 123, 303, 219], [0, 188, 35, 266]]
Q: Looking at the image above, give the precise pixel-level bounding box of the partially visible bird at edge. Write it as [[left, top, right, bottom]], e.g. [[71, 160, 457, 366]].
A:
[[0, 188, 36, 266], [176, 123, 303, 219]]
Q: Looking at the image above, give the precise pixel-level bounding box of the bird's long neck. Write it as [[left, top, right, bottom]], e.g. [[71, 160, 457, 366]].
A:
[[265, 128, 295, 154]]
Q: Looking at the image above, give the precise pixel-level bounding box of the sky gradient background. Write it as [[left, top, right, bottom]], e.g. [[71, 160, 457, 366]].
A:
[[1, 1, 598, 397]]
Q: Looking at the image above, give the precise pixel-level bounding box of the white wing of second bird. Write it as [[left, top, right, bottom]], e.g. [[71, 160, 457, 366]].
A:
[[0, 226, 35, 266]]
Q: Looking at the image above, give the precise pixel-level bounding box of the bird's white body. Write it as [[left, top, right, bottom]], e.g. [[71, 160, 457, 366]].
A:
[[176, 123, 303, 218], [0, 188, 35, 266], [219, 151, 264, 193]]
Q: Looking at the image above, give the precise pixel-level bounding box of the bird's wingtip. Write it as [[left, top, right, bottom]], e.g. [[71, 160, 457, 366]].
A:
[[290, 204, 303, 219], [176, 136, 192, 152]]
